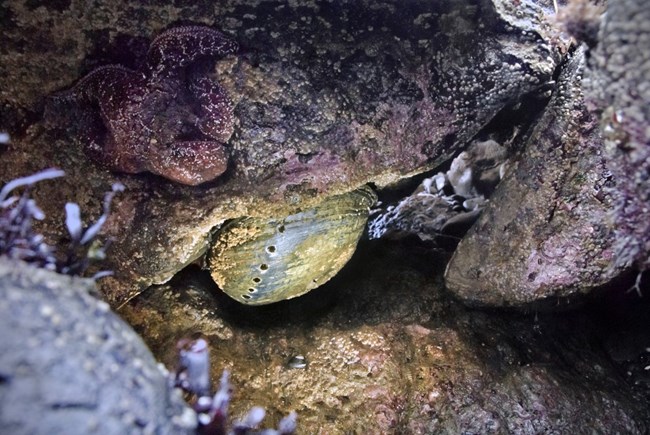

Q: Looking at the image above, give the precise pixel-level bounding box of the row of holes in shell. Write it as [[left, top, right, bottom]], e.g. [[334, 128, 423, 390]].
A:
[[241, 224, 286, 300]]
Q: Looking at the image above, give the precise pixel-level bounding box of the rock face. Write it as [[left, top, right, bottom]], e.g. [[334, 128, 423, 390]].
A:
[[584, 0, 650, 273], [120, 242, 649, 434], [442, 0, 650, 306], [0, 258, 195, 435], [0, 0, 566, 306], [444, 48, 622, 306]]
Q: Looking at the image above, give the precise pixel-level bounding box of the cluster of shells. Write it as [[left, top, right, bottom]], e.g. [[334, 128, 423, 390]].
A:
[[368, 139, 509, 241]]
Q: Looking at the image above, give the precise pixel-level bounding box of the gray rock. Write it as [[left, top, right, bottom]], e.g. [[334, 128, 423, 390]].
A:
[[0, 258, 195, 435], [445, 47, 622, 306]]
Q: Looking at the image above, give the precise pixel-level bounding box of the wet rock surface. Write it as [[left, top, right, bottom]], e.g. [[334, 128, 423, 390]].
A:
[[0, 0, 566, 306], [444, 48, 622, 306], [121, 242, 649, 434], [0, 258, 195, 435], [584, 0, 650, 272]]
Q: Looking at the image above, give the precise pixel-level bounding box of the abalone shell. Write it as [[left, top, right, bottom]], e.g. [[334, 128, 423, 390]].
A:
[[207, 186, 376, 305]]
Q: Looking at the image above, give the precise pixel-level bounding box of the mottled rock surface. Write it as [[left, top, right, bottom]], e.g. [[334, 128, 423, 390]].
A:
[[585, 0, 650, 272], [444, 48, 622, 306], [0, 258, 195, 435], [1, 1, 649, 433], [121, 242, 648, 434], [0, 0, 566, 306]]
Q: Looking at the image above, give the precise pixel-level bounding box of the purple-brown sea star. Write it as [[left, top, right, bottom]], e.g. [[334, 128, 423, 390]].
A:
[[52, 26, 238, 186]]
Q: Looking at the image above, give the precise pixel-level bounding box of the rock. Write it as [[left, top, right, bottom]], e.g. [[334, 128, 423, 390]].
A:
[[0, 0, 567, 306], [444, 47, 623, 306], [0, 258, 195, 435], [119, 241, 649, 433], [584, 0, 650, 273]]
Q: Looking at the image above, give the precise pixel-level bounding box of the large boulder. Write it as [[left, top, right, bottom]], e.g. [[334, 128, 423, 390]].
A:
[[444, 47, 622, 306], [443, 0, 650, 306], [0, 258, 195, 434], [120, 242, 649, 433], [0, 0, 567, 306]]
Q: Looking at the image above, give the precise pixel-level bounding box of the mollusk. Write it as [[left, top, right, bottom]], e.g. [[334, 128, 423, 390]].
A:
[[207, 186, 377, 305]]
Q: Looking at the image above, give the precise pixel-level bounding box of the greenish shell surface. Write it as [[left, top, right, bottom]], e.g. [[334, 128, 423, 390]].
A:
[[208, 187, 377, 305]]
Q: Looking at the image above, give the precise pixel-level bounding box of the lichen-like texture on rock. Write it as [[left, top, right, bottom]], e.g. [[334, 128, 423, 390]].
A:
[[445, 48, 622, 306], [585, 0, 650, 271], [0, 258, 195, 435], [48, 26, 237, 186], [0, 0, 567, 306], [120, 243, 649, 434]]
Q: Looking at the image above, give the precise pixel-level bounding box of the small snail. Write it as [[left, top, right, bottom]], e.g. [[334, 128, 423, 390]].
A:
[[207, 186, 376, 305]]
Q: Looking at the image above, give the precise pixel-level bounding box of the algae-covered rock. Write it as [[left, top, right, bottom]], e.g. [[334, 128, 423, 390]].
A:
[[584, 0, 650, 272], [0, 0, 566, 306], [120, 242, 649, 434], [442, 0, 650, 306], [444, 47, 622, 306]]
